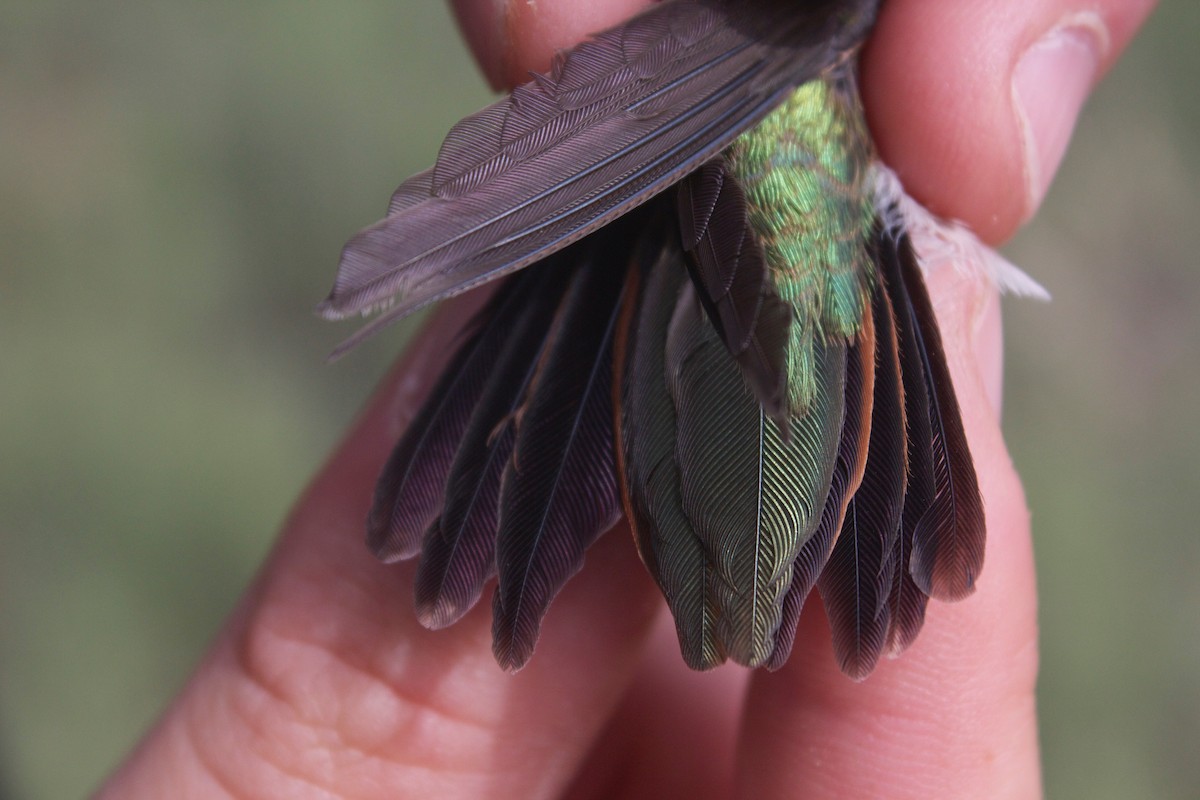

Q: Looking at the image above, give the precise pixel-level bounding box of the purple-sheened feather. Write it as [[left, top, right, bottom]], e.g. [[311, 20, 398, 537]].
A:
[[366, 275, 531, 562], [893, 235, 986, 600], [413, 263, 574, 629], [490, 230, 630, 670], [881, 233, 936, 652], [677, 159, 791, 419], [818, 268, 908, 681], [319, 0, 881, 350]]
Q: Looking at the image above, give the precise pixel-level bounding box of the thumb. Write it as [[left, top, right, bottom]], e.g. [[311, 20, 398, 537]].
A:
[[862, 0, 1157, 243]]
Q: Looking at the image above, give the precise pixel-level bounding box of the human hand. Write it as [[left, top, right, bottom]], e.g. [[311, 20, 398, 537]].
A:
[[100, 1, 1155, 797]]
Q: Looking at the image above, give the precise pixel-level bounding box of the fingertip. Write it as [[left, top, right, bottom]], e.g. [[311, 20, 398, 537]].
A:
[[451, 0, 652, 89], [449, 0, 508, 91], [862, 2, 1035, 244], [862, 0, 1155, 244]]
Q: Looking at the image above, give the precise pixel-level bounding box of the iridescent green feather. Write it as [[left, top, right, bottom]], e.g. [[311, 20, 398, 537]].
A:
[[668, 285, 845, 667], [726, 74, 876, 412], [622, 243, 724, 670]]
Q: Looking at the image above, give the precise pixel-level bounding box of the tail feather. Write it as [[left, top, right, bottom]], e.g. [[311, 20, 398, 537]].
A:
[[356, 186, 987, 677], [669, 285, 845, 667], [413, 264, 575, 628], [884, 232, 986, 601], [818, 269, 908, 680], [367, 274, 539, 562], [619, 228, 725, 670], [765, 313, 874, 670], [490, 227, 630, 670]]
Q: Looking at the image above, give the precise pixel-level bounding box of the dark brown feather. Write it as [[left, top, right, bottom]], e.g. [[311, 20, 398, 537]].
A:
[[412, 264, 575, 628], [490, 230, 630, 670], [818, 274, 908, 680], [676, 159, 791, 419], [890, 233, 986, 600], [871, 259, 928, 654], [877, 227, 937, 652]]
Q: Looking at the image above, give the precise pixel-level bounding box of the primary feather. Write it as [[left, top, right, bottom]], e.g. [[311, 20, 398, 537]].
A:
[[319, 1, 880, 341]]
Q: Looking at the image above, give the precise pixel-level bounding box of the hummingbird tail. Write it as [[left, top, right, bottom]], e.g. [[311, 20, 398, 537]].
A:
[[371, 204, 984, 676]]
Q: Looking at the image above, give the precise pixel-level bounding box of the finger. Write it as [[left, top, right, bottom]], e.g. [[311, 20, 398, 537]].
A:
[[450, 0, 650, 90], [734, 258, 1040, 797], [452, 0, 1154, 244], [564, 612, 749, 800], [100, 297, 662, 800], [862, 0, 1157, 242]]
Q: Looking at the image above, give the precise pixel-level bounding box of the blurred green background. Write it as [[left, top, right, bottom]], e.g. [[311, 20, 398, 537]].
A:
[[1, 2, 1196, 797]]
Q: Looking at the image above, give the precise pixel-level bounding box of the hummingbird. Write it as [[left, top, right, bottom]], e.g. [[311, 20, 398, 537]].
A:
[[318, 0, 1043, 677]]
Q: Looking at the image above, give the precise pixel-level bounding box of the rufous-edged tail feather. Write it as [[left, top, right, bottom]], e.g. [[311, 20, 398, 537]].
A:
[[817, 248, 907, 679]]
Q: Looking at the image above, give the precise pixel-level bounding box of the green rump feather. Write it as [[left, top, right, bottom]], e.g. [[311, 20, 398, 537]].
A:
[[726, 76, 876, 412]]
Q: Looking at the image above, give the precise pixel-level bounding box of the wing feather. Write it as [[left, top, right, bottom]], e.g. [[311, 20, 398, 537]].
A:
[[320, 0, 878, 344]]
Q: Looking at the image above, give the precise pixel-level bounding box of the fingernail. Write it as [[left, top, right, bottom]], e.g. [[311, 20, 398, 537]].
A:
[[1012, 15, 1107, 220]]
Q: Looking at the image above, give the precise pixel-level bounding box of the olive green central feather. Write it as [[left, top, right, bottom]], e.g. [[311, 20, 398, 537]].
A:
[[668, 284, 846, 667], [622, 242, 723, 670], [726, 76, 876, 412]]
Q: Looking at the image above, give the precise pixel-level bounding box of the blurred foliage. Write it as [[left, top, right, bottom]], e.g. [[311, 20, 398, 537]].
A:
[[0, 2, 1196, 798], [1004, 7, 1200, 796]]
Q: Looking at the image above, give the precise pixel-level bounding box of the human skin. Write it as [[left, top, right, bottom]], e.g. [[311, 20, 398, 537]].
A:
[[99, 0, 1156, 797]]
